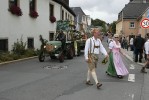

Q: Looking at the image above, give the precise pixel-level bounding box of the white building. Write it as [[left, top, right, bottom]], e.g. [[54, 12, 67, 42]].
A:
[[0, 0, 75, 51]]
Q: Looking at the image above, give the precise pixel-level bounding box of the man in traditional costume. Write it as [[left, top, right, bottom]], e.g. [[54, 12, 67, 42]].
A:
[[84, 29, 108, 89]]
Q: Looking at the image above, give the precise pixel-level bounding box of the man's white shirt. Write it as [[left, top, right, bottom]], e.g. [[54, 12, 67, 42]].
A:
[[144, 39, 149, 54], [130, 38, 134, 45], [84, 37, 108, 60]]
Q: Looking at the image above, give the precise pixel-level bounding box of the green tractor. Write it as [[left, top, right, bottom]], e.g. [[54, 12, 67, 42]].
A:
[[38, 20, 83, 63], [38, 34, 74, 63]]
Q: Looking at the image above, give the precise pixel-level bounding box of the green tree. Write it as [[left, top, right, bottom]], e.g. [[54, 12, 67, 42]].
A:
[[91, 19, 105, 26], [109, 21, 116, 33], [91, 18, 107, 33]]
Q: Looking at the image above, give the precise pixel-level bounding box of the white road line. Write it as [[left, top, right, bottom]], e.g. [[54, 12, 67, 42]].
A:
[[125, 54, 133, 62], [128, 94, 134, 100], [131, 94, 134, 100], [130, 64, 135, 69], [128, 74, 135, 82]]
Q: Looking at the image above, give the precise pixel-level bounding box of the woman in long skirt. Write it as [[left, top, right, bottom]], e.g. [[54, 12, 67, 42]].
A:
[[106, 34, 129, 79]]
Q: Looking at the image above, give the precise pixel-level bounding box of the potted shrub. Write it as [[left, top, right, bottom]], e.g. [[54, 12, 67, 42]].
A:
[[29, 10, 39, 18], [50, 16, 56, 23], [9, 5, 22, 16]]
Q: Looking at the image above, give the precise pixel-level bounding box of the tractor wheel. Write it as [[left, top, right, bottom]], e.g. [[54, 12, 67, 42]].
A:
[[39, 51, 45, 62], [59, 52, 64, 62], [67, 48, 73, 59]]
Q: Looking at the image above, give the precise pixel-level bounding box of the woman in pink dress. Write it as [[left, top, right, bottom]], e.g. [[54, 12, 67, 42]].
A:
[[106, 34, 129, 79]]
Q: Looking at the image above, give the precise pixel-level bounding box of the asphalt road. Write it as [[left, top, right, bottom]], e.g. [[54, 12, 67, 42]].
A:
[[0, 41, 144, 100]]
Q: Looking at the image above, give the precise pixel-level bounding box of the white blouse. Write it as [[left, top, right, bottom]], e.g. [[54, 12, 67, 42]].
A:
[[109, 41, 121, 49]]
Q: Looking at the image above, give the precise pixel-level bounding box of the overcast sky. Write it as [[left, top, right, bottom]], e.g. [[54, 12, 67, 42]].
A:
[[69, 0, 129, 23]]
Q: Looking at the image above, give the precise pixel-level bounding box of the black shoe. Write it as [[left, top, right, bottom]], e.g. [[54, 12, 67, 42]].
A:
[[140, 68, 147, 73], [86, 81, 93, 85], [117, 75, 123, 79], [146, 65, 149, 69], [97, 83, 102, 89], [139, 61, 142, 63], [106, 71, 110, 76]]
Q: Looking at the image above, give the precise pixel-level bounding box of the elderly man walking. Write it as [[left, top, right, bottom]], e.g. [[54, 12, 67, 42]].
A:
[[84, 29, 108, 89]]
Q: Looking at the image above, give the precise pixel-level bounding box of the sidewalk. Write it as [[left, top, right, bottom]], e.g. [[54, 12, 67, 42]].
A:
[[121, 48, 145, 66], [122, 48, 149, 100], [0, 56, 37, 65]]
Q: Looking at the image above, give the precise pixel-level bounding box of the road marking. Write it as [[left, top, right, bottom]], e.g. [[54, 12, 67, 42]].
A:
[[43, 65, 68, 69], [130, 64, 135, 69], [128, 94, 134, 100], [128, 74, 135, 82], [131, 94, 134, 100]]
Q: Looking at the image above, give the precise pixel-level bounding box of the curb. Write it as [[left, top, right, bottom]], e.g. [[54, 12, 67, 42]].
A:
[[123, 53, 145, 66], [0, 56, 38, 65], [123, 50, 145, 66]]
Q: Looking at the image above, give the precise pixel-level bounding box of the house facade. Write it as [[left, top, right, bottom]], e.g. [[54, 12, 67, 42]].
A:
[[71, 7, 91, 35], [0, 0, 75, 52], [116, 0, 149, 38]]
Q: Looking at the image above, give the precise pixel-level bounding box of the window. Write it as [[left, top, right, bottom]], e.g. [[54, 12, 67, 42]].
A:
[[8, 0, 22, 16], [87, 17, 90, 21], [29, 0, 36, 11], [130, 22, 135, 28], [49, 33, 54, 41], [9, 0, 18, 8], [50, 4, 54, 17], [29, 0, 38, 18], [68, 14, 69, 20], [65, 12, 67, 20], [0, 39, 8, 52], [49, 4, 56, 23], [27, 38, 34, 49], [70, 16, 72, 20], [82, 15, 86, 22], [62, 10, 64, 20]]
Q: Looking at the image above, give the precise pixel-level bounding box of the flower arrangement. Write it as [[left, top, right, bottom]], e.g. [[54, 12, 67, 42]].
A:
[[9, 5, 22, 16], [29, 10, 39, 18], [50, 16, 56, 23]]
